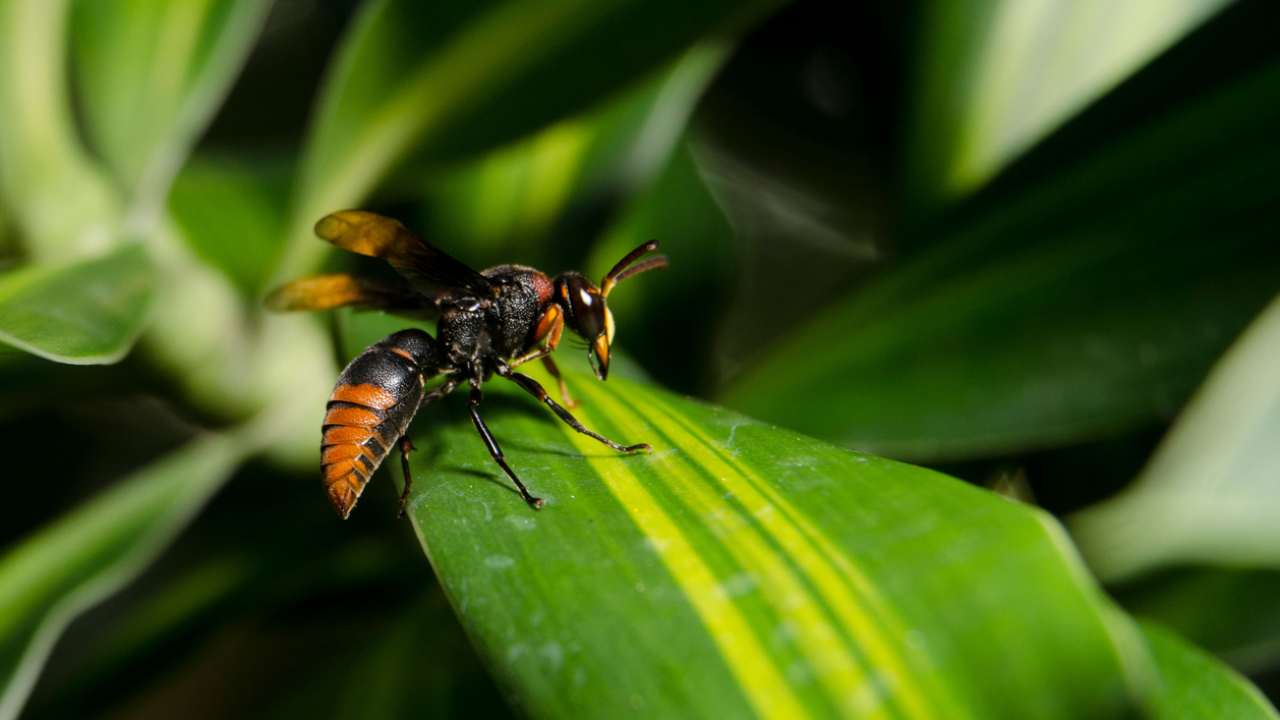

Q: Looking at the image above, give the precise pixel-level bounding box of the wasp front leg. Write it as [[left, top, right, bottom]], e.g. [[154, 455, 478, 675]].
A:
[[510, 304, 577, 407], [502, 370, 650, 454]]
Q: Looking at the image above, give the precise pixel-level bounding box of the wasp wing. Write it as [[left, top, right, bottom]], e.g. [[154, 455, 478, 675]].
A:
[[314, 210, 495, 302], [265, 273, 427, 314]]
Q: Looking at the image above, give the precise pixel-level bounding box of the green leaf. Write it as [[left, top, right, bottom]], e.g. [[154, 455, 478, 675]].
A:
[[723, 58, 1280, 461], [0, 434, 247, 719], [338, 318, 1149, 718], [1118, 568, 1280, 675], [0, 245, 152, 364], [1071, 292, 1280, 582], [422, 42, 728, 267], [71, 0, 273, 209], [585, 141, 734, 392], [276, 0, 779, 280], [905, 0, 1229, 212], [0, 0, 120, 261], [1142, 622, 1278, 719], [167, 155, 288, 296]]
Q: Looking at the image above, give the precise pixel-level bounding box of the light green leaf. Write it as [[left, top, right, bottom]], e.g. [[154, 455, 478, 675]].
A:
[[277, 0, 779, 280], [0, 0, 119, 261], [423, 42, 728, 266], [1142, 622, 1278, 719], [338, 317, 1149, 719], [906, 0, 1229, 212], [1071, 292, 1280, 582], [723, 58, 1280, 461], [71, 0, 273, 212], [0, 245, 152, 364], [0, 434, 247, 720]]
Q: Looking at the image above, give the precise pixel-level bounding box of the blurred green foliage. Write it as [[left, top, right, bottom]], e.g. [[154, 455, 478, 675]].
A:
[[0, 0, 1276, 718]]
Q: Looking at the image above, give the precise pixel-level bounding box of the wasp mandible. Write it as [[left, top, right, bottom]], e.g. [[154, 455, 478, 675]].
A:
[[267, 211, 667, 518]]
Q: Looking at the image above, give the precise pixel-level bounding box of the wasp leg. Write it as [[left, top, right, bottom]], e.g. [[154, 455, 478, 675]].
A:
[[469, 385, 544, 509], [540, 355, 577, 408], [394, 376, 465, 515], [396, 436, 415, 517], [503, 371, 651, 454]]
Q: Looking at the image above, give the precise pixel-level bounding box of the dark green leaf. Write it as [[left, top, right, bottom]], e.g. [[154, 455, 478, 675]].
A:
[[723, 59, 1280, 461], [1142, 622, 1278, 719], [421, 43, 728, 268], [168, 156, 288, 296], [1118, 568, 1280, 675], [1070, 293, 1280, 581], [0, 245, 151, 364], [0, 434, 246, 718], [585, 142, 734, 392]]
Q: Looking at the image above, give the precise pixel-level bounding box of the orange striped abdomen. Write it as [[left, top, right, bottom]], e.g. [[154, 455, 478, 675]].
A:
[[322, 331, 438, 518]]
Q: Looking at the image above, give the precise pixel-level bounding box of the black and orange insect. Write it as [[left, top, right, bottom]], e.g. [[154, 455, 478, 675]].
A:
[[267, 210, 667, 518]]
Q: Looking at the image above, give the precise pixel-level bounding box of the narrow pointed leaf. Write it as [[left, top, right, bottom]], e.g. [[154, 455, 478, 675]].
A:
[[277, 0, 779, 279], [906, 0, 1229, 212], [71, 0, 273, 207], [339, 317, 1148, 719], [0, 0, 119, 261], [1118, 567, 1280, 674], [0, 245, 152, 364], [724, 58, 1280, 461], [0, 434, 247, 720], [1142, 622, 1278, 719], [423, 42, 728, 267], [1071, 293, 1280, 582]]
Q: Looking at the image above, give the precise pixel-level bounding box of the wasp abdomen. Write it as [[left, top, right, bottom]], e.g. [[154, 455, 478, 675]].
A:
[[321, 330, 442, 518]]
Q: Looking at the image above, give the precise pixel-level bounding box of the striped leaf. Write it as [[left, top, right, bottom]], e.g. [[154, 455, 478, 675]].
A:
[[336, 314, 1149, 719]]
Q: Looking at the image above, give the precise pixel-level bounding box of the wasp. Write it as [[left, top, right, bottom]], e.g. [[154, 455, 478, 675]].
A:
[[267, 210, 667, 518]]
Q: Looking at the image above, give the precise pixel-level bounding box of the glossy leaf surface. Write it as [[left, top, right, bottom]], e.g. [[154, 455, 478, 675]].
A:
[[336, 313, 1148, 719]]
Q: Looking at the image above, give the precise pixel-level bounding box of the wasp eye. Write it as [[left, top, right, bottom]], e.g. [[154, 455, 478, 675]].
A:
[[562, 275, 605, 339]]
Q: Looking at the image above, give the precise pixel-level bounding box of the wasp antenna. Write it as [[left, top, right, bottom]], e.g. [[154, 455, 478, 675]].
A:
[[601, 240, 663, 296]]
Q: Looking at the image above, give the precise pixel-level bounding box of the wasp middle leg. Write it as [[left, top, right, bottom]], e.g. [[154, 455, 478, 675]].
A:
[[469, 384, 544, 509], [503, 371, 650, 453]]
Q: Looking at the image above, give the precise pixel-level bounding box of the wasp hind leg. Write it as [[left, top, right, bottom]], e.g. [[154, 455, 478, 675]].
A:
[[503, 371, 651, 454], [469, 385, 544, 509], [396, 436, 415, 517]]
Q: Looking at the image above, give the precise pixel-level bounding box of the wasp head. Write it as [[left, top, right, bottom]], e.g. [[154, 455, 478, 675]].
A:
[[554, 241, 667, 381]]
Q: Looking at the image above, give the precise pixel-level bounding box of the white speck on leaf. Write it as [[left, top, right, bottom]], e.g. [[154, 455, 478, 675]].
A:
[[505, 515, 536, 531], [485, 555, 515, 569], [539, 642, 564, 671]]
